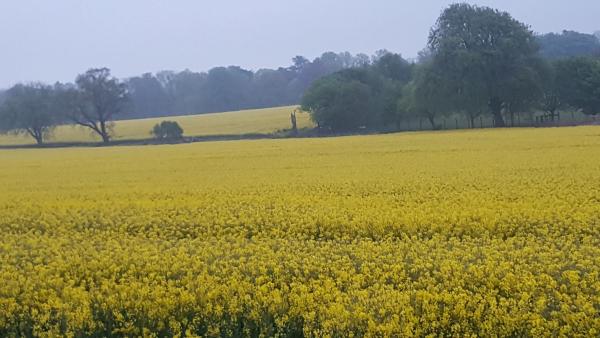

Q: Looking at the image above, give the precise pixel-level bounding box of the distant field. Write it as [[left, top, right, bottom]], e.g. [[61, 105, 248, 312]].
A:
[[0, 105, 313, 145]]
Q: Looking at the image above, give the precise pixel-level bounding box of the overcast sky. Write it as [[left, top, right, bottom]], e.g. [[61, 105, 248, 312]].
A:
[[0, 0, 598, 88]]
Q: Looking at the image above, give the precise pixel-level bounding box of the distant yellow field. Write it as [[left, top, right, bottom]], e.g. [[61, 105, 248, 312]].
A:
[[0, 105, 312, 145]]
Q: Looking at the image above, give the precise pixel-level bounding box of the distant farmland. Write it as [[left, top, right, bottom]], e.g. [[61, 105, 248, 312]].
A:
[[0, 106, 313, 146]]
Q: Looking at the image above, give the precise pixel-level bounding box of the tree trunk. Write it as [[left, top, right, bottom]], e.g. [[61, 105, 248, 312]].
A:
[[290, 112, 298, 135], [544, 108, 557, 123], [489, 97, 506, 127], [428, 115, 435, 129], [28, 128, 44, 145], [99, 121, 110, 144], [493, 114, 505, 127]]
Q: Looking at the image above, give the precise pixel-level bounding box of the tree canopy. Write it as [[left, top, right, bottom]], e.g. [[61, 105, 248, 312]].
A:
[[301, 4, 600, 133], [0, 83, 59, 144], [554, 57, 600, 115], [301, 72, 373, 132], [151, 121, 184, 140], [398, 62, 451, 129], [125, 52, 372, 119], [301, 54, 411, 132], [62, 68, 130, 143], [537, 31, 600, 59], [427, 3, 541, 127]]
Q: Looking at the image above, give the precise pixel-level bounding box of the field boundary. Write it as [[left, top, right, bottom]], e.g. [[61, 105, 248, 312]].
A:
[[0, 133, 281, 149], [1, 122, 599, 150]]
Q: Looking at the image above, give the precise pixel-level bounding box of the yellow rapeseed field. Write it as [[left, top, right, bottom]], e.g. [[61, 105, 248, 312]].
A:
[[0, 106, 311, 146], [0, 126, 599, 337]]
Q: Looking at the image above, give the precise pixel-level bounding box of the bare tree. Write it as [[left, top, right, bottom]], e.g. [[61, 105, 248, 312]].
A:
[[66, 68, 129, 143]]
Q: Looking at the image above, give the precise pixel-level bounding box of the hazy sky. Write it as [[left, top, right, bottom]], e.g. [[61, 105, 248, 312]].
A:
[[0, 0, 598, 88]]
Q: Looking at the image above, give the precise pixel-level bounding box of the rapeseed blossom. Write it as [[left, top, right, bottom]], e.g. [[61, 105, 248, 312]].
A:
[[0, 127, 599, 336]]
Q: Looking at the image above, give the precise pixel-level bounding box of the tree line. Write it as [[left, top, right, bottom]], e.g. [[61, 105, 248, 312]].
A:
[[0, 52, 374, 144], [109, 52, 371, 119], [301, 4, 600, 132], [1, 3, 600, 144], [0, 69, 128, 144]]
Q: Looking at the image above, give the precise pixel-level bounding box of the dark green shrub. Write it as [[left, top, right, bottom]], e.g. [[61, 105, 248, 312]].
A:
[[151, 121, 184, 140]]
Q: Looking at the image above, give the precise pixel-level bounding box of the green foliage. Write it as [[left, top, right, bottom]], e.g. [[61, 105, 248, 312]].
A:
[[152, 121, 184, 140], [301, 73, 373, 132], [372, 53, 413, 83], [300, 5, 600, 132], [537, 31, 600, 59], [127, 73, 172, 117], [302, 54, 411, 132], [555, 57, 600, 115], [428, 3, 542, 127], [503, 57, 546, 125], [0, 83, 59, 144], [126, 52, 373, 119], [537, 60, 564, 119], [398, 63, 451, 129]]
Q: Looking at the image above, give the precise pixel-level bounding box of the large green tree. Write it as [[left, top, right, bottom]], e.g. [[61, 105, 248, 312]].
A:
[[503, 58, 545, 126], [537, 60, 565, 121], [372, 53, 413, 83], [398, 63, 450, 129], [555, 57, 600, 115], [301, 70, 374, 132], [0, 83, 59, 145], [428, 3, 542, 127]]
